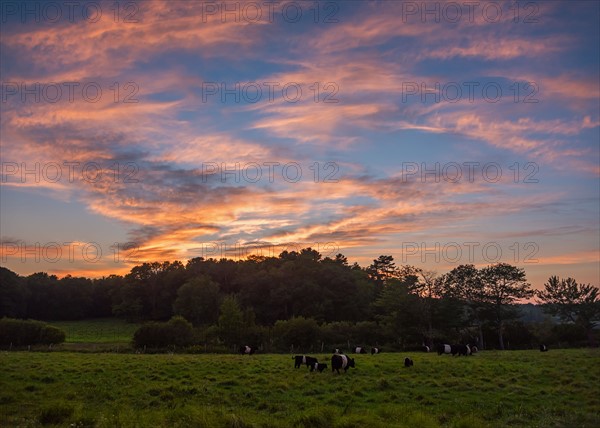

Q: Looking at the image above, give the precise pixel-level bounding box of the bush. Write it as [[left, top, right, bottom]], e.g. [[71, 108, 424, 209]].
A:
[[0, 318, 66, 346], [273, 317, 320, 351], [39, 325, 66, 345], [551, 323, 589, 347], [502, 321, 537, 349], [132, 316, 195, 349], [169, 316, 194, 347], [318, 321, 388, 350], [320, 321, 355, 346], [133, 322, 167, 348]]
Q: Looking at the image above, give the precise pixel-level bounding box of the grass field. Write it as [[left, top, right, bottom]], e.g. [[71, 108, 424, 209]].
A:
[[47, 319, 140, 343], [1, 349, 599, 428]]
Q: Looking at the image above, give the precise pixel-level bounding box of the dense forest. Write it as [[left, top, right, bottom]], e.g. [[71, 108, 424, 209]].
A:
[[1, 249, 598, 351]]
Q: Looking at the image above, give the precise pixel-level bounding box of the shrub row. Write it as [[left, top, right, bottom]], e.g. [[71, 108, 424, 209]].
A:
[[132, 316, 194, 348], [133, 314, 600, 352], [0, 318, 66, 346]]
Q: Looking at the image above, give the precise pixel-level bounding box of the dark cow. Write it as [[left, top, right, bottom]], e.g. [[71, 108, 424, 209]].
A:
[[437, 344, 470, 356], [331, 354, 355, 374], [404, 357, 414, 367], [239, 345, 255, 355], [311, 362, 328, 372], [354, 346, 367, 354], [451, 344, 471, 356], [293, 355, 318, 369], [470, 345, 478, 354], [422, 345, 430, 353], [540, 344, 548, 352], [371, 347, 381, 355]]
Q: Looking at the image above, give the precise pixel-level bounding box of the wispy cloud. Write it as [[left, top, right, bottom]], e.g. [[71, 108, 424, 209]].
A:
[[1, 0, 598, 286]]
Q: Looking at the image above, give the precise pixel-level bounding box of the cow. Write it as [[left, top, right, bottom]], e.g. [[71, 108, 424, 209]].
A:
[[437, 344, 452, 355], [437, 344, 470, 356], [292, 355, 318, 369], [470, 345, 478, 354], [451, 344, 471, 356], [404, 357, 414, 367], [239, 345, 255, 355], [422, 345, 430, 352], [540, 344, 548, 352], [354, 346, 367, 354], [311, 362, 328, 372], [371, 347, 381, 355], [331, 354, 355, 374], [452, 345, 471, 357]]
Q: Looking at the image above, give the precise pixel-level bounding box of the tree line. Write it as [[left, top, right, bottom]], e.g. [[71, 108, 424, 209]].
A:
[[1, 249, 598, 350]]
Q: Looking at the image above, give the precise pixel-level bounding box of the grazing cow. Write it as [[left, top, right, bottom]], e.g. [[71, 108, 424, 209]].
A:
[[239, 345, 255, 355], [331, 354, 355, 374], [371, 347, 381, 355], [312, 362, 328, 372], [451, 344, 471, 356], [354, 346, 367, 354], [292, 355, 318, 369], [540, 344, 548, 352], [437, 344, 452, 355], [404, 357, 414, 367], [438, 344, 470, 356]]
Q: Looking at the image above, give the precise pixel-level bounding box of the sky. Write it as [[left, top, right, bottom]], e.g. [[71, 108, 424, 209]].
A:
[[0, 0, 599, 290]]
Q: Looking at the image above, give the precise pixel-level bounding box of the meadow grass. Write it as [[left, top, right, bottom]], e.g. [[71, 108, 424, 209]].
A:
[[47, 319, 140, 343], [1, 349, 598, 427]]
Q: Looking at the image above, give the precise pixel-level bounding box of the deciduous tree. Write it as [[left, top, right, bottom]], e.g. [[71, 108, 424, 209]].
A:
[[173, 276, 221, 326], [480, 263, 533, 350], [537, 276, 600, 346]]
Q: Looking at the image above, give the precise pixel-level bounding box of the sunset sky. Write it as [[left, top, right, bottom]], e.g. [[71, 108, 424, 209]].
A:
[[1, 0, 598, 289]]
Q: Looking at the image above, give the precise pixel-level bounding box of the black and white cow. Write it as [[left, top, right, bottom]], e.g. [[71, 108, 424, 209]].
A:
[[469, 345, 478, 354], [371, 347, 381, 355], [239, 345, 256, 355], [450, 344, 471, 356], [452, 344, 471, 356], [422, 345, 431, 352], [331, 354, 355, 374], [292, 355, 318, 369], [354, 346, 367, 354], [437, 344, 452, 355], [437, 344, 470, 356], [540, 344, 548, 352], [311, 362, 328, 372], [404, 357, 414, 367]]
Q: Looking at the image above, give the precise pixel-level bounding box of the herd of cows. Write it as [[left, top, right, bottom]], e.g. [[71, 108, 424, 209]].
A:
[[238, 343, 551, 373]]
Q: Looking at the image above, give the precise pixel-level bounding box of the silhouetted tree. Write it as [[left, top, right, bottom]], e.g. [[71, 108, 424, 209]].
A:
[[439, 264, 486, 348], [372, 276, 423, 348], [537, 276, 600, 346], [217, 295, 245, 348], [173, 276, 221, 326], [480, 263, 533, 350], [367, 255, 397, 289], [0, 267, 24, 318]]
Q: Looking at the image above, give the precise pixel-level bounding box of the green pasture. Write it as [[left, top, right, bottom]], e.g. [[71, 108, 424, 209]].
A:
[[1, 349, 599, 427], [46, 319, 140, 343]]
